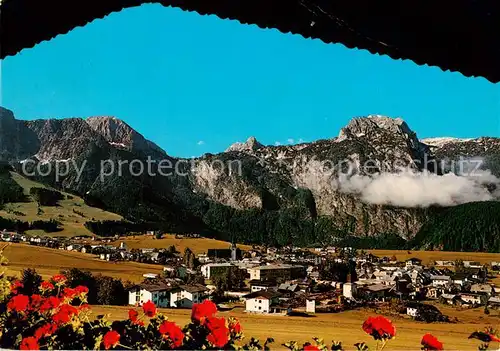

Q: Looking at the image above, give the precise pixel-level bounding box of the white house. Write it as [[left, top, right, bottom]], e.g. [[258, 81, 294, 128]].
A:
[[459, 293, 484, 306], [306, 299, 316, 313], [343, 282, 357, 299], [406, 305, 419, 317], [170, 285, 208, 308], [430, 275, 451, 287], [249, 280, 277, 292], [128, 283, 173, 308], [244, 291, 282, 314]]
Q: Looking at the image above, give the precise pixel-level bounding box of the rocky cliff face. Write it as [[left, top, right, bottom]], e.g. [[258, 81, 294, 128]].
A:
[[2, 106, 499, 241], [0, 107, 40, 162], [86, 116, 166, 160]]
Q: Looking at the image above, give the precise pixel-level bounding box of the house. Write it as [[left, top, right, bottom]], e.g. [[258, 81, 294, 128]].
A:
[[128, 282, 173, 308], [406, 304, 420, 317], [488, 296, 500, 308], [358, 284, 393, 301], [249, 280, 277, 292], [207, 245, 241, 261], [170, 284, 208, 308], [306, 298, 316, 313], [430, 275, 451, 287], [451, 272, 470, 286], [244, 290, 285, 314], [405, 302, 444, 322], [440, 293, 458, 305], [201, 263, 234, 279], [470, 283, 493, 295], [463, 261, 483, 269], [343, 282, 357, 299], [278, 283, 300, 294], [406, 258, 422, 268], [459, 293, 487, 306], [434, 260, 455, 267], [247, 264, 306, 282]]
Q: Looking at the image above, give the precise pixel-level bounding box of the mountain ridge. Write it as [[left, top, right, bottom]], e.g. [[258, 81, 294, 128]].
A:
[[2, 106, 499, 247]]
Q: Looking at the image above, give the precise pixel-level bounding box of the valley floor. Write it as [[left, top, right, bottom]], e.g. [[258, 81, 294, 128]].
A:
[[1, 243, 163, 282], [92, 304, 499, 350]]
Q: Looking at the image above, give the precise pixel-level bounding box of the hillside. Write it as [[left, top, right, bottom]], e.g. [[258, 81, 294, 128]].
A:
[[110, 234, 252, 254], [2, 106, 500, 247], [411, 201, 500, 252], [0, 171, 122, 237], [1, 243, 162, 282]]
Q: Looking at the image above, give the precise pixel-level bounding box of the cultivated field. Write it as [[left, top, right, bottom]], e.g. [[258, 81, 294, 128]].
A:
[[110, 234, 252, 254], [91, 305, 498, 351], [1, 243, 162, 282], [368, 249, 500, 265], [0, 172, 122, 237]]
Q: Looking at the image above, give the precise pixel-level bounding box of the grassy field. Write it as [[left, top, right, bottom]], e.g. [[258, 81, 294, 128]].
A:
[[91, 305, 498, 350], [0, 172, 122, 237], [368, 249, 500, 265], [111, 234, 252, 254], [1, 243, 162, 282]]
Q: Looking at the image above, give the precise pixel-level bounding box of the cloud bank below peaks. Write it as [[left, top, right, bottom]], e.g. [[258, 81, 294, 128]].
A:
[[334, 169, 500, 208]]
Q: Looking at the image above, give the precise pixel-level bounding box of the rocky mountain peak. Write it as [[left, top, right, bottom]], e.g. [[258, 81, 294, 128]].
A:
[[86, 116, 166, 159], [0, 106, 16, 123], [226, 136, 264, 153], [337, 115, 414, 140]]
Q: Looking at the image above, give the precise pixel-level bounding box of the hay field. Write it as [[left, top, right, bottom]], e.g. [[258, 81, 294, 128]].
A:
[[1, 243, 162, 282], [111, 234, 252, 254], [91, 305, 498, 350], [369, 249, 500, 265], [0, 172, 122, 237]]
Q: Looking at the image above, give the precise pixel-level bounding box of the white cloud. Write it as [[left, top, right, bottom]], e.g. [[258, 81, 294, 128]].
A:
[[197, 140, 205, 146], [298, 138, 305, 143], [274, 141, 281, 146], [287, 138, 295, 144], [334, 169, 500, 207]]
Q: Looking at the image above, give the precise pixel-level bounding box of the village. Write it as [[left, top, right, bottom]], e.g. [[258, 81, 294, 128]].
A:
[[2, 229, 500, 323]]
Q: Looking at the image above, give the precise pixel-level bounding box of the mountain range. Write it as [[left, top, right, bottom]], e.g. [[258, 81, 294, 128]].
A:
[[1, 106, 500, 250]]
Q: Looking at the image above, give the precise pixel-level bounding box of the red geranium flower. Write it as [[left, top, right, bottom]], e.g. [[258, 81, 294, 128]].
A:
[[51, 274, 67, 285], [142, 300, 156, 317], [469, 331, 500, 343], [20, 337, 39, 350], [304, 345, 320, 351], [206, 317, 229, 347], [421, 333, 443, 350], [10, 280, 23, 294], [75, 285, 89, 295], [191, 299, 217, 324], [34, 323, 58, 340], [103, 330, 121, 350], [30, 294, 43, 309], [207, 327, 230, 348], [39, 281, 54, 292], [79, 304, 91, 312], [128, 309, 139, 322], [52, 304, 78, 324], [206, 317, 227, 332], [40, 296, 61, 313], [7, 294, 30, 312], [63, 287, 76, 299], [229, 320, 242, 334], [362, 316, 396, 340], [159, 321, 185, 348]]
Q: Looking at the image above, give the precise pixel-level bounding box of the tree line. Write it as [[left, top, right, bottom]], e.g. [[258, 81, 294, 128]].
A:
[[0, 216, 61, 233], [16, 268, 130, 306]]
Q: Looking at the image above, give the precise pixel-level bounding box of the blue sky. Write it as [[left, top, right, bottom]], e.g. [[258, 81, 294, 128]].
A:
[[1, 4, 499, 158]]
